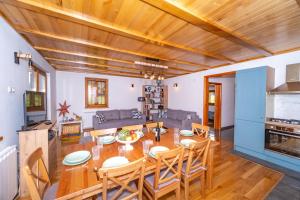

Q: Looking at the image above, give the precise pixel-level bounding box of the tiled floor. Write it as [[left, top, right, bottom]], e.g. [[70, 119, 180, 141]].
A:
[[228, 129, 300, 200]]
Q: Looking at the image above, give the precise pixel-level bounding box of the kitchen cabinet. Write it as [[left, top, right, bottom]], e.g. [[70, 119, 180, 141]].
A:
[[234, 66, 273, 154], [234, 119, 265, 154], [235, 67, 267, 123]]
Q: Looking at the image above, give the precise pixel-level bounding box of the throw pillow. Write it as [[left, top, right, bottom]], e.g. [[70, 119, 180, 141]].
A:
[[132, 110, 142, 119], [187, 114, 192, 120], [162, 111, 168, 119], [96, 113, 105, 124]]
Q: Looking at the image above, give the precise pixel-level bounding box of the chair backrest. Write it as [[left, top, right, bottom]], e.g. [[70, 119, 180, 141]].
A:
[[122, 124, 143, 131], [96, 157, 146, 200], [146, 122, 163, 133], [90, 128, 117, 137], [153, 147, 184, 190], [23, 147, 51, 200], [185, 139, 211, 175], [192, 123, 209, 138]]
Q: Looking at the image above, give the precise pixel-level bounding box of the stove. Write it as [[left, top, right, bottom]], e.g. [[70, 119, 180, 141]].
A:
[[265, 118, 300, 158], [268, 118, 300, 125]]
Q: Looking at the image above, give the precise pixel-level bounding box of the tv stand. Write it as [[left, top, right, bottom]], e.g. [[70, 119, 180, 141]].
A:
[[18, 120, 57, 198]]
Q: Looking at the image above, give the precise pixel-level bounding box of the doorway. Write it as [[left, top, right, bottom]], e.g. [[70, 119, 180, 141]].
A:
[[203, 71, 236, 131], [207, 82, 222, 129]]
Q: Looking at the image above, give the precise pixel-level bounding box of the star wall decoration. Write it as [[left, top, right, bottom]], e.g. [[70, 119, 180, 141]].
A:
[[57, 100, 71, 117]]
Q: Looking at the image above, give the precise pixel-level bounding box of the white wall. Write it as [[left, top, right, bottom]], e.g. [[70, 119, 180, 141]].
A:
[[164, 50, 300, 125], [0, 17, 56, 151], [56, 71, 154, 128], [210, 77, 235, 127]]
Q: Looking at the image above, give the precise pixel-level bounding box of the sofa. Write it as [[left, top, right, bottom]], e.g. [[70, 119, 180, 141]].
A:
[[92, 109, 146, 130], [153, 109, 201, 130]]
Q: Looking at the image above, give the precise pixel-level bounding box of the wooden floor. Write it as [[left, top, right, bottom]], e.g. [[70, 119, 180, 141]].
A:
[[22, 131, 283, 200]]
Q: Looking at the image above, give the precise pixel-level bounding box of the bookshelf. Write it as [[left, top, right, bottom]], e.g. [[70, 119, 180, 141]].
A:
[[142, 84, 168, 120]]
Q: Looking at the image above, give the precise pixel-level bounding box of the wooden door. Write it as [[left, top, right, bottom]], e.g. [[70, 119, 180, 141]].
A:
[[214, 84, 222, 130]]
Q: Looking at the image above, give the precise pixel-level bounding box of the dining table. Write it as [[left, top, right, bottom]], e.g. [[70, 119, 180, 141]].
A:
[[55, 128, 217, 200]]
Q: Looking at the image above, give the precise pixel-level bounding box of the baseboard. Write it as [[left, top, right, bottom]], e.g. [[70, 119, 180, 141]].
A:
[[221, 125, 234, 130]]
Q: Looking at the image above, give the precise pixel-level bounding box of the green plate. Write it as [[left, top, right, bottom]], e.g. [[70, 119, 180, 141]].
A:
[[100, 136, 115, 144], [63, 154, 91, 166], [63, 150, 90, 164], [180, 130, 194, 136]]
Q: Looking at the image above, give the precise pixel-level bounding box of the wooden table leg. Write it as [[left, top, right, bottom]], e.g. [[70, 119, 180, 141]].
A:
[[206, 147, 214, 190]]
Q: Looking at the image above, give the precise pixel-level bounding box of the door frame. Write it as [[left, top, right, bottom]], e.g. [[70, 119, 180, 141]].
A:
[[203, 71, 236, 129]]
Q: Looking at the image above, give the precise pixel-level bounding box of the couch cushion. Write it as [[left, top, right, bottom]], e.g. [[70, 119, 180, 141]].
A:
[[94, 120, 119, 129], [119, 118, 144, 127], [187, 112, 198, 120], [96, 110, 120, 121], [163, 118, 181, 128], [167, 109, 177, 120], [176, 110, 188, 121], [120, 109, 137, 119]]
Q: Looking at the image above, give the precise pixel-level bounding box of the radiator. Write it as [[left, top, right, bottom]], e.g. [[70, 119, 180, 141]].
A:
[[0, 145, 18, 200]]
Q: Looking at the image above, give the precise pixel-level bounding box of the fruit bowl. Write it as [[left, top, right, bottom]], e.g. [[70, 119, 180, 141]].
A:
[[116, 129, 140, 150]]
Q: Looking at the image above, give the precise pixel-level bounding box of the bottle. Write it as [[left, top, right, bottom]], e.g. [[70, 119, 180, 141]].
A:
[[157, 122, 160, 142], [155, 122, 159, 141]]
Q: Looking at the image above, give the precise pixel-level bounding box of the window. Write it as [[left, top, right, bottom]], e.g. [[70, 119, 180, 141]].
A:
[[29, 66, 47, 93], [85, 77, 108, 108]]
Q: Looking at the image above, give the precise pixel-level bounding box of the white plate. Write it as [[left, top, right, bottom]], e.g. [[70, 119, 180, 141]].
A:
[[180, 139, 197, 147], [63, 151, 91, 164], [149, 146, 170, 157], [102, 156, 129, 168], [180, 130, 194, 136]]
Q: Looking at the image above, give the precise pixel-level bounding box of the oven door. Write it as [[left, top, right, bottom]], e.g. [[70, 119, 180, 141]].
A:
[[265, 129, 300, 158]]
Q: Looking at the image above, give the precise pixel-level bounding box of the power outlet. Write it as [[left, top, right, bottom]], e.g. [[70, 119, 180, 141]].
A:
[[7, 86, 16, 94]]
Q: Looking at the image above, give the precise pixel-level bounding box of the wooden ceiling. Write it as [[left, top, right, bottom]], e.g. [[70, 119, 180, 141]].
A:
[[1, 0, 300, 78]]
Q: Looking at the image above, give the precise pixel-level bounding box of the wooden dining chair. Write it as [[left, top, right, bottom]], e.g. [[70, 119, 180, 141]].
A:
[[122, 124, 143, 131], [192, 123, 210, 138], [181, 139, 211, 200], [23, 147, 58, 200], [146, 122, 163, 133], [95, 157, 146, 200], [143, 147, 184, 200], [90, 128, 117, 137]]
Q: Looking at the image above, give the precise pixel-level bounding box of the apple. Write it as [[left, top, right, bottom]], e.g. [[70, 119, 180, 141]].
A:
[[126, 136, 132, 141]]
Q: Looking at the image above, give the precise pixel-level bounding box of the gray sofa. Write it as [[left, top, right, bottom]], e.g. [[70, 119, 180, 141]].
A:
[[153, 109, 201, 130], [92, 109, 146, 130]]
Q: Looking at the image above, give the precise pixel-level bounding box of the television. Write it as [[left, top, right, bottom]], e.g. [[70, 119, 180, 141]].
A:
[[23, 91, 47, 128]]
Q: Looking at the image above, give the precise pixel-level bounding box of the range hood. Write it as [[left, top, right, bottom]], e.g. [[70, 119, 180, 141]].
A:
[[269, 63, 300, 94]]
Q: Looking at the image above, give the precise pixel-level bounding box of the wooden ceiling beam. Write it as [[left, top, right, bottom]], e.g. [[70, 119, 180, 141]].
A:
[[1, 0, 235, 63], [45, 57, 180, 76], [54, 64, 143, 77], [16, 27, 210, 69], [141, 0, 273, 56], [54, 64, 174, 78], [36, 46, 132, 64], [35, 46, 194, 73]]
